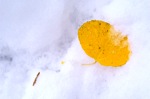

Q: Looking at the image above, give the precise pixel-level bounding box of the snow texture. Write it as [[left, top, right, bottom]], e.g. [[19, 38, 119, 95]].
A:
[[0, 0, 150, 99]]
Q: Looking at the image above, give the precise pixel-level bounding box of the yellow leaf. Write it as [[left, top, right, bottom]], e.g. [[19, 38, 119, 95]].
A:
[[78, 20, 131, 67]]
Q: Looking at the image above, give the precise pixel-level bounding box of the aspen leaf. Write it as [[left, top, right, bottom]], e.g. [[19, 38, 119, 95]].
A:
[[78, 20, 131, 67]]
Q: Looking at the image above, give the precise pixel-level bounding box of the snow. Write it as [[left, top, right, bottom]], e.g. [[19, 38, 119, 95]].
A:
[[0, 0, 150, 99]]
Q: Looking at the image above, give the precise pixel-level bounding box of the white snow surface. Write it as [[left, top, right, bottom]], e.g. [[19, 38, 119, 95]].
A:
[[0, 0, 150, 99]]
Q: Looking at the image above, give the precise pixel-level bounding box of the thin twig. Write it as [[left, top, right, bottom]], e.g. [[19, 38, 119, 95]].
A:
[[33, 72, 40, 86]]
